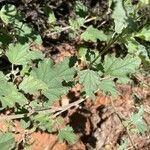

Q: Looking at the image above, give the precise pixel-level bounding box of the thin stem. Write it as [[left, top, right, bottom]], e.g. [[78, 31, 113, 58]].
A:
[[11, 64, 14, 73], [52, 98, 86, 118], [85, 16, 97, 23], [11, 64, 15, 82], [110, 98, 137, 150], [99, 76, 112, 81], [89, 28, 127, 67], [47, 17, 97, 36], [49, 26, 71, 36], [0, 98, 87, 121]]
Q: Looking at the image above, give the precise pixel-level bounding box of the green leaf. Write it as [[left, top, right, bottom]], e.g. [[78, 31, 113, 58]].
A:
[[0, 72, 27, 107], [15, 22, 32, 37], [112, 0, 128, 33], [124, 0, 138, 18], [1, 90, 27, 108], [31, 58, 76, 103], [51, 26, 62, 33], [79, 69, 118, 98], [32, 114, 55, 132], [20, 119, 31, 129], [20, 65, 30, 76], [75, 0, 88, 17], [31, 58, 53, 83], [58, 125, 77, 144], [29, 51, 44, 60], [6, 43, 30, 65], [126, 39, 150, 69], [138, 0, 150, 7], [33, 114, 55, 132], [69, 17, 85, 30], [19, 76, 48, 95], [0, 132, 15, 150], [43, 82, 70, 102], [81, 25, 107, 42], [0, 4, 17, 24], [47, 9, 56, 24], [31, 114, 63, 132], [33, 35, 43, 45], [126, 38, 139, 54], [15, 22, 43, 44], [118, 138, 129, 150], [29, 101, 44, 110], [79, 69, 100, 99], [103, 55, 141, 83], [130, 106, 148, 134], [77, 47, 100, 63], [77, 46, 88, 61], [138, 45, 150, 69], [6, 43, 44, 65], [135, 25, 150, 42], [98, 79, 118, 96]]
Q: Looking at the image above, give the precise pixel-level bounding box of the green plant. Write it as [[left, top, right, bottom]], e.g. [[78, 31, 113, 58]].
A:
[[0, 0, 149, 149]]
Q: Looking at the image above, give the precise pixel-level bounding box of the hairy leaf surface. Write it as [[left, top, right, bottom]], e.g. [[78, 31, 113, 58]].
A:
[[126, 39, 150, 69], [0, 4, 17, 24], [103, 55, 141, 83], [81, 25, 107, 42], [19, 76, 48, 95], [31, 58, 76, 103], [135, 25, 150, 42], [6, 43, 44, 65], [112, 0, 128, 33], [0, 132, 15, 150], [79, 69, 100, 98], [130, 106, 148, 134], [98, 79, 118, 96], [58, 126, 77, 144], [0, 72, 27, 107]]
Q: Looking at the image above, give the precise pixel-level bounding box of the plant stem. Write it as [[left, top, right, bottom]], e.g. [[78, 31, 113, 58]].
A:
[[0, 98, 86, 121], [89, 29, 127, 67], [11, 64, 15, 82], [11, 64, 14, 73], [110, 98, 137, 150], [47, 17, 97, 36]]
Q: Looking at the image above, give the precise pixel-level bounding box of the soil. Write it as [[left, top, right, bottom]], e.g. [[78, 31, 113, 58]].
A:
[[0, 0, 150, 149], [0, 77, 150, 149]]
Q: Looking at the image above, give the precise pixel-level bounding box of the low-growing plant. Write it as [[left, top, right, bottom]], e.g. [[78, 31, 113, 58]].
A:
[[0, 0, 149, 149]]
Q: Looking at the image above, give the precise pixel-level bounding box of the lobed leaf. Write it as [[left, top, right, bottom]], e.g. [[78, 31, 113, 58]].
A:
[[79, 69, 100, 99], [126, 39, 150, 69], [79, 69, 118, 99], [112, 0, 128, 33], [81, 25, 107, 42], [0, 4, 17, 24], [6, 43, 44, 65], [98, 79, 118, 96], [0, 132, 15, 150], [31, 58, 76, 103], [19, 76, 48, 95], [69, 17, 85, 30], [135, 25, 150, 42], [130, 106, 148, 134], [103, 55, 141, 83], [58, 126, 77, 144], [0, 72, 27, 107]]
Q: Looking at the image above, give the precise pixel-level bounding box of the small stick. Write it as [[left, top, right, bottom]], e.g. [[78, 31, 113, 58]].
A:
[[0, 98, 86, 121], [47, 16, 97, 36], [52, 98, 85, 118]]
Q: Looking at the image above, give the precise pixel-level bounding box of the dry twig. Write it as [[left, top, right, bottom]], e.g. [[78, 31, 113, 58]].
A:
[[0, 98, 86, 121]]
